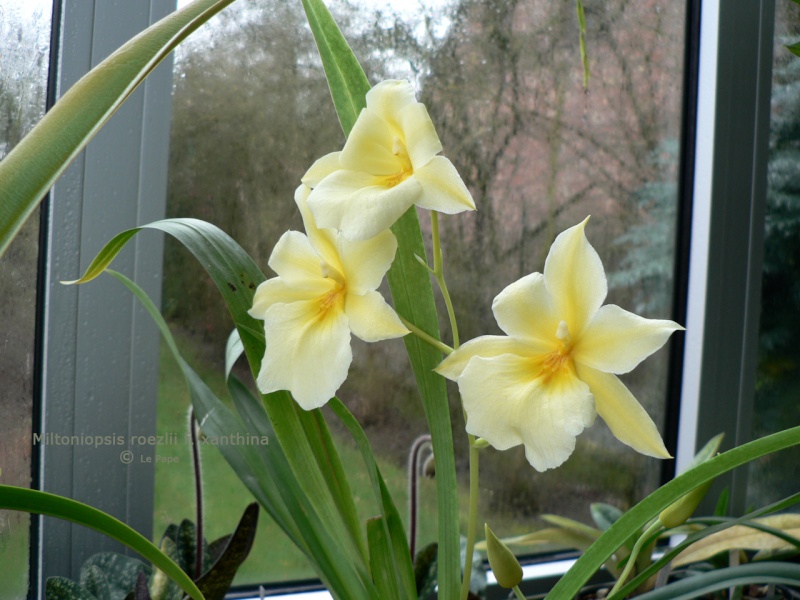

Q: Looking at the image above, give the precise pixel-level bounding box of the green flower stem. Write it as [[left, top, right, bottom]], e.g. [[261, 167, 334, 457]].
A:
[[512, 584, 527, 600], [400, 316, 454, 355], [430, 211, 460, 349], [608, 519, 663, 598]]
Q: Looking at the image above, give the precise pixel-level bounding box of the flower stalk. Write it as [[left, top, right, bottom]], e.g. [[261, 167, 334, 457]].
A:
[[608, 519, 663, 598], [431, 211, 460, 349]]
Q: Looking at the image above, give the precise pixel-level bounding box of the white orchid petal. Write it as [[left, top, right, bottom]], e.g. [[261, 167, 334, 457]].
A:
[[400, 102, 443, 168], [575, 305, 684, 374], [459, 355, 595, 472], [576, 364, 671, 459], [258, 300, 352, 410], [345, 291, 409, 342], [544, 218, 607, 336], [435, 335, 540, 380], [492, 272, 559, 347], [413, 156, 476, 214], [294, 185, 342, 274], [340, 108, 403, 175], [308, 170, 422, 241], [267, 230, 324, 282], [365, 79, 418, 130], [338, 229, 398, 294], [249, 278, 327, 317], [301, 152, 342, 188]]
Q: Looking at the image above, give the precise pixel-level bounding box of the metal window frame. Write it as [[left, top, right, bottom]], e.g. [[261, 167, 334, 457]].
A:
[[34, 0, 175, 592], [675, 0, 776, 516]]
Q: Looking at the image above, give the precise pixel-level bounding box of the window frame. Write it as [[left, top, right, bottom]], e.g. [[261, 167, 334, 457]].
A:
[[675, 0, 776, 516], [33, 0, 175, 592]]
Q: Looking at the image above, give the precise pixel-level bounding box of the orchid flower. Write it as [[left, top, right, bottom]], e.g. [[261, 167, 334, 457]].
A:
[[248, 185, 409, 410], [436, 218, 682, 471], [303, 79, 475, 241]]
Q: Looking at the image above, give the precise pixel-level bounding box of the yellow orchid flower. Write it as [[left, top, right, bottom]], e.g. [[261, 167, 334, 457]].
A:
[[248, 185, 409, 410], [436, 218, 682, 471], [303, 79, 475, 241]]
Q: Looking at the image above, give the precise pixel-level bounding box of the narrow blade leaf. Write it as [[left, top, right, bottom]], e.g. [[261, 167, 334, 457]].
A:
[[0, 485, 204, 600], [330, 398, 417, 600], [300, 0, 371, 134], [299, 1, 461, 595], [0, 0, 235, 257], [107, 269, 375, 600], [545, 426, 800, 599]]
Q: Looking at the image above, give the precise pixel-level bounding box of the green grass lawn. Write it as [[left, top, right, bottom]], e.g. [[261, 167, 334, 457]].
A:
[[0, 515, 29, 599], [154, 336, 442, 586]]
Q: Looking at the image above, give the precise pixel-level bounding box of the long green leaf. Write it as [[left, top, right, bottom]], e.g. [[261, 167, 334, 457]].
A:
[[304, 404, 369, 563], [330, 398, 417, 600], [300, 0, 371, 134], [634, 562, 800, 600], [545, 426, 800, 599], [123, 221, 363, 577], [72, 220, 374, 598], [367, 517, 402, 600], [106, 269, 375, 600], [0, 485, 204, 600], [0, 0, 235, 258], [299, 1, 462, 594], [387, 209, 462, 597], [610, 494, 800, 599]]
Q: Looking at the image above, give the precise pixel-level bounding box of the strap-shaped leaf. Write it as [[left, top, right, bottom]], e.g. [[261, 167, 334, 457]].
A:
[[70, 219, 377, 597], [66, 217, 369, 586], [633, 562, 800, 600], [300, 1, 461, 595], [107, 269, 376, 600], [0, 485, 204, 600], [69, 219, 368, 564], [610, 493, 800, 599], [387, 209, 461, 597], [545, 426, 800, 599], [300, 0, 370, 134], [367, 517, 402, 600], [0, 0, 235, 258], [330, 398, 417, 600]]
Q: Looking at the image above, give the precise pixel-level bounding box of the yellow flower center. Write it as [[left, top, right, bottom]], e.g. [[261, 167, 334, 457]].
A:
[[382, 138, 414, 187], [537, 321, 575, 383], [317, 262, 346, 320], [317, 283, 345, 320]]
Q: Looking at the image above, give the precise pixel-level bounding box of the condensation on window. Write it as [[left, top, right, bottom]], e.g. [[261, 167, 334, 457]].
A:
[[0, 0, 51, 595]]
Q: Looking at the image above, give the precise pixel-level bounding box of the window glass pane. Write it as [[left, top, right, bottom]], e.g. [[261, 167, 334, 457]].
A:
[[158, 0, 685, 585], [0, 0, 51, 594], [747, 1, 800, 509]]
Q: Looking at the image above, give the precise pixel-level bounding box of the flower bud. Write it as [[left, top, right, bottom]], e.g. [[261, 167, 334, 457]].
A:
[[659, 481, 713, 529], [485, 523, 523, 588]]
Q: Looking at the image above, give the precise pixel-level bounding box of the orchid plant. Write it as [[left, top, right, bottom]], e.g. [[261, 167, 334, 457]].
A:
[[2, 1, 800, 599]]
